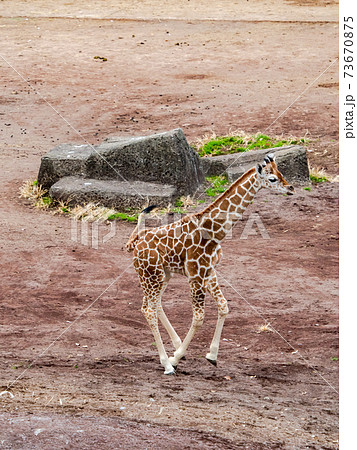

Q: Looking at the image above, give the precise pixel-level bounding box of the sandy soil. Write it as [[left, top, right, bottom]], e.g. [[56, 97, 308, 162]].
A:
[[0, 1, 338, 448]]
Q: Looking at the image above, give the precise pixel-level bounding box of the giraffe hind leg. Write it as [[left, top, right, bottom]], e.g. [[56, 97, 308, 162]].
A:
[[205, 270, 229, 365], [141, 294, 176, 375], [137, 262, 176, 375]]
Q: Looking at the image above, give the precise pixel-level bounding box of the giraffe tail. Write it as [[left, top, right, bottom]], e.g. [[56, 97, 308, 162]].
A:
[[125, 205, 158, 252]]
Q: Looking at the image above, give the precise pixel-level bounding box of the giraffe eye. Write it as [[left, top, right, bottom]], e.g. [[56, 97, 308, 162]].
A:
[[268, 176, 278, 183]]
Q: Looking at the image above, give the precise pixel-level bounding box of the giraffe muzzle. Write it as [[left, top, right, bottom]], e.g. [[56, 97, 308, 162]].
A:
[[286, 185, 295, 195]]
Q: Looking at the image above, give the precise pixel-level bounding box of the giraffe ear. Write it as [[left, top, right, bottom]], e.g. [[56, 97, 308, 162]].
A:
[[256, 163, 264, 176], [264, 153, 275, 165]]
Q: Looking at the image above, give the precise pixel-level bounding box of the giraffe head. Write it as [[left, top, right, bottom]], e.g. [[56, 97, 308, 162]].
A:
[[255, 153, 294, 195]]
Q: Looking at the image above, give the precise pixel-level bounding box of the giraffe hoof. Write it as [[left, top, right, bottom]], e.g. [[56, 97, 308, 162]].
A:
[[164, 369, 176, 375], [206, 357, 217, 367]]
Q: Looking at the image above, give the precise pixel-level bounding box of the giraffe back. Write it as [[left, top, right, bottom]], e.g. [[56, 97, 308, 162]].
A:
[[132, 214, 222, 277]]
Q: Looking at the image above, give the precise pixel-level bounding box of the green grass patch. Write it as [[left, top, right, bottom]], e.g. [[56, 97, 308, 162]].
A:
[[169, 207, 186, 214], [107, 212, 138, 222], [310, 174, 328, 184], [35, 195, 54, 208], [41, 196, 53, 205], [205, 175, 229, 197], [199, 136, 246, 157], [197, 133, 306, 157]]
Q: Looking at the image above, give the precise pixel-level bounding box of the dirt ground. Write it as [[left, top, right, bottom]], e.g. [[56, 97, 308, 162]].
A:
[[0, 1, 338, 448]]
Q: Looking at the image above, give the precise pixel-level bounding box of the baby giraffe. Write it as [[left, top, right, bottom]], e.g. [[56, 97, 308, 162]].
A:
[[126, 153, 294, 374]]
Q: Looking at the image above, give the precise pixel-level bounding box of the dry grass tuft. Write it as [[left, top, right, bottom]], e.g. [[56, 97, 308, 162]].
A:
[[309, 166, 329, 181], [70, 203, 117, 222], [19, 180, 48, 201], [257, 323, 274, 333], [178, 195, 196, 208], [154, 195, 198, 216], [329, 174, 339, 183], [157, 202, 174, 215], [19, 180, 54, 209], [19, 180, 119, 221]]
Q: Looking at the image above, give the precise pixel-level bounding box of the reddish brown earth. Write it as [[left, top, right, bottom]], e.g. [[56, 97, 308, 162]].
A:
[[0, 1, 338, 448]]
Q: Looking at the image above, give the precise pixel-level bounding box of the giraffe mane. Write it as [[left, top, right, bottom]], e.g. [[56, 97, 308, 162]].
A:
[[195, 167, 256, 217]]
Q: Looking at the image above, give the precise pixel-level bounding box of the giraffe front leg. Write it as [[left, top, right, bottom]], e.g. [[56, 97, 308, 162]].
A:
[[158, 307, 182, 351], [142, 297, 176, 375], [168, 282, 205, 368], [206, 272, 229, 366], [156, 269, 182, 351]]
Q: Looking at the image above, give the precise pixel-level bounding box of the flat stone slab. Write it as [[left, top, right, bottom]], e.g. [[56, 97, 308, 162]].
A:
[[49, 177, 177, 210], [200, 145, 310, 184], [38, 129, 204, 196]]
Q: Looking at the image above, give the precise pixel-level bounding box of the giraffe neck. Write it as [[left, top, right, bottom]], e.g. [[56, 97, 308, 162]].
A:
[[196, 168, 260, 241]]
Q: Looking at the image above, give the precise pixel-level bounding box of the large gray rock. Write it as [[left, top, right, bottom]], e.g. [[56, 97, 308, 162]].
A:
[[38, 129, 204, 196], [49, 177, 177, 210], [200, 145, 310, 184], [86, 128, 204, 195]]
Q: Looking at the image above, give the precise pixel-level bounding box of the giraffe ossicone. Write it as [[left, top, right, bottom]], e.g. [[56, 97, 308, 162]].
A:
[[126, 153, 294, 375]]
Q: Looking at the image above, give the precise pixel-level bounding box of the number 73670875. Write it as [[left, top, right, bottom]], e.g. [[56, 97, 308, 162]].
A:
[[344, 16, 354, 79]]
